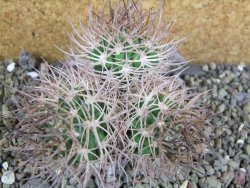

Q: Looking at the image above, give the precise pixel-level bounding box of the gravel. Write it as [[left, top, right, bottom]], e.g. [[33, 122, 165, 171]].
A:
[[1, 54, 250, 187]]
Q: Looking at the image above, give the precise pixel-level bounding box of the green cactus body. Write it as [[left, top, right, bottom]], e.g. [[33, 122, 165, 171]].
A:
[[88, 35, 159, 79], [57, 95, 109, 162], [129, 94, 180, 156]]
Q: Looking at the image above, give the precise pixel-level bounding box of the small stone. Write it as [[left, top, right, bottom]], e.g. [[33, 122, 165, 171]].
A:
[[214, 159, 224, 171], [233, 168, 246, 187], [2, 161, 8, 170], [221, 157, 229, 165], [202, 64, 209, 72], [236, 139, 244, 144], [222, 71, 234, 84], [187, 77, 195, 87], [7, 62, 15, 72], [211, 78, 221, 84], [244, 114, 250, 122], [238, 123, 245, 131], [218, 88, 228, 99], [215, 127, 224, 137], [203, 176, 222, 188], [27, 71, 39, 78], [209, 62, 216, 70], [243, 103, 250, 114], [247, 166, 250, 177], [190, 173, 198, 183], [237, 62, 245, 71], [221, 165, 228, 172], [1, 170, 15, 185], [180, 180, 188, 188], [205, 165, 215, 175], [228, 160, 240, 169], [198, 177, 206, 187], [220, 170, 234, 187], [189, 181, 198, 188], [216, 104, 225, 113], [224, 155, 230, 161], [243, 144, 250, 155], [195, 166, 205, 178]]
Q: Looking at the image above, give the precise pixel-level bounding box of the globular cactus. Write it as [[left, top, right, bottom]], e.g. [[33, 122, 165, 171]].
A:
[[12, 64, 121, 187], [122, 73, 209, 181], [9, 1, 210, 187], [63, 1, 184, 88]]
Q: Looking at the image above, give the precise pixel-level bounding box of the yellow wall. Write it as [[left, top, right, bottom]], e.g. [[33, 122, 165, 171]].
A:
[[0, 0, 249, 64]]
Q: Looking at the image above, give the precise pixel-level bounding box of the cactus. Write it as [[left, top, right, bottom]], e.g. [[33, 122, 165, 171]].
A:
[[9, 1, 210, 187], [12, 64, 121, 187]]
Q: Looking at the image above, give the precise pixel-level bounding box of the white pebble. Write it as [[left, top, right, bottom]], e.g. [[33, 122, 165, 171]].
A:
[[240, 168, 246, 172], [1, 170, 15, 184], [237, 62, 245, 71], [7, 62, 15, 72], [236, 139, 244, 144], [27, 71, 39, 78], [204, 148, 210, 153], [2, 162, 8, 170], [224, 155, 230, 161], [180, 180, 189, 188], [238, 123, 245, 132]]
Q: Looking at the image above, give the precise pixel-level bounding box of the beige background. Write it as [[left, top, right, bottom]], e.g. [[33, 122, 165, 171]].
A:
[[0, 0, 249, 64]]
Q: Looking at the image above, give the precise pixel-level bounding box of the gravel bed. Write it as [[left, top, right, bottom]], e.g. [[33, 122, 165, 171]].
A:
[[0, 52, 250, 188]]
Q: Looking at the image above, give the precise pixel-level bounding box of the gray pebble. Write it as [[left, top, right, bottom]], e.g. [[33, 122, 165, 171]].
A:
[[190, 173, 199, 183], [243, 144, 250, 155], [214, 159, 225, 171], [243, 103, 250, 114], [220, 170, 234, 187], [228, 160, 240, 169], [194, 166, 206, 178], [216, 104, 225, 113], [222, 71, 234, 84], [246, 137, 250, 144], [189, 181, 198, 188], [247, 166, 250, 177], [205, 165, 215, 175], [218, 88, 228, 99], [203, 176, 222, 188], [202, 64, 209, 72], [215, 127, 224, 137]]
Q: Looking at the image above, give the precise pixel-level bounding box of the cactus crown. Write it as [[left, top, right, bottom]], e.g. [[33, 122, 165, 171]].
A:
[[10, 1, 210, 187], [64, 0, 182, 85]]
